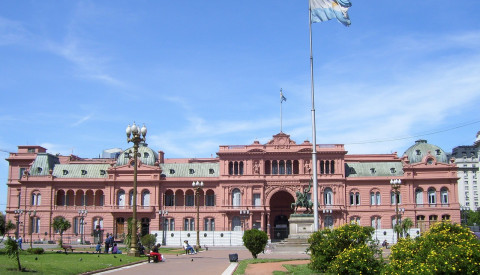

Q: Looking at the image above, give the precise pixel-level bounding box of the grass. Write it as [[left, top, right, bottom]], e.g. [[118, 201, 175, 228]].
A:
[[233, 258, 308, 275], [0, 250, 145, 275], [273, 263, 322, 275]]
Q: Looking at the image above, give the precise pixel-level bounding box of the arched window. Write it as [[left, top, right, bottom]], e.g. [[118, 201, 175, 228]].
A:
[[320, 160, 325, 174], [371, 216, 381, 229], [117, 190, 125, 207], [350, 191, 360, 205], [165, 190, 174, 206], [56, 190, 65, 206], [206, 189, 215, 206], [228, 162, 233, 175], [324, 188, 333, 205], [330, 160, 335, 174], [370, 191, 380, 205], [31, 191, 41, 206], [391, 191, 401, 204], [129, 190, 134, 206], [293, 160, 299, 174], [350, 216, 360, 225], [441, 214, 450, 221], [428, 188, 436, 205], [440, 187, 448, 204], [142, 190, 150, 206], [264, 160, 271, 174], [93, 218, 104, 230], [239, 161, 244, 175], [234, 161, 239, 175], [232, 188, 241, 206], [185, 190, 195, 206], [415, 188, 424, 205], [376, 192, 381, 205], [30, 216, 40, 234]]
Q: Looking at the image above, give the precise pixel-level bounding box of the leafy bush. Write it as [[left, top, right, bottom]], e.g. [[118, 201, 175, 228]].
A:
[[327, 243, 382, 275], [308, 223, 381, 272], [140, 234, 157, 249], [26, 247, 44, 254], [242, 229, 268, 258], [384, 221, 480, 274]]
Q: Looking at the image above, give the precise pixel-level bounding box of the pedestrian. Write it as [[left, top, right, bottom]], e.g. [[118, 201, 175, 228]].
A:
[[96, 241, 102, 253], [17, 236, 23, 250], [104, 233, 111, 253]]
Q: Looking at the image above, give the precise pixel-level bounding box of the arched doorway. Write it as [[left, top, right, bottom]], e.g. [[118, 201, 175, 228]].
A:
[[269, 190, 295, 240], [141, 218, 150, 236]]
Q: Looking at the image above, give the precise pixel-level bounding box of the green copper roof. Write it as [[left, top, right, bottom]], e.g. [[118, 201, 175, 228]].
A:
[[161, 163, 219, 178], [53, 164, 111, 178], [345, 162, 404, 177], [403, 139, 448, 164], [29, 154, 60, 176], [116, 143, 158, 166]]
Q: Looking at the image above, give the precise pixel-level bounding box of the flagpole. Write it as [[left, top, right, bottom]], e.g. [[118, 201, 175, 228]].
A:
[[280, 88, 283, 133], [309, 1, 319, 231]]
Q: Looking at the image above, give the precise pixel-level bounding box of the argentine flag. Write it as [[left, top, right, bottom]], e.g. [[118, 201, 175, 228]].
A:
[[310, 0, 352, 26]]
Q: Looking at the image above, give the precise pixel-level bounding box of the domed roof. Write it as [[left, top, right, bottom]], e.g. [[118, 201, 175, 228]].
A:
[[403, 139, 448, 164], [116, 143, 158, 166]]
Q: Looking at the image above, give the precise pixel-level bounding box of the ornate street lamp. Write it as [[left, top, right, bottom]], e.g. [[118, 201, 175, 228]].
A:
[[28, 210, 36, 249], [78, 210, 88, 245], [14, 209, 23, 239], [460, 206, 469, 225], [192, 181, 204, 249], [126, 122, 147, 256], [159, 210, 168, 245], [390, 179, 402, 242], [240, 209, 250, 231]]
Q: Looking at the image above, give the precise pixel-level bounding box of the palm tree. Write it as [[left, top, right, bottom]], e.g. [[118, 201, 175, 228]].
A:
[[0, 212, 16, 243], [52, 217, 71, 247], [5, 237, 22, 271], [401, 218, 414, 238]]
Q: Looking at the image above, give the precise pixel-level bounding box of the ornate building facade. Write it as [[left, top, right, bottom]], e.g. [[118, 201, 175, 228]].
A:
[[5, 132, 460, 244]]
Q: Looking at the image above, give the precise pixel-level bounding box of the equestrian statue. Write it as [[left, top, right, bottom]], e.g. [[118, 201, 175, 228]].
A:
[[291, 179, 314, 214]]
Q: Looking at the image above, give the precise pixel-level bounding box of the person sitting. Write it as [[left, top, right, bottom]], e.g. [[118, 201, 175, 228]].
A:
[[149, 243, 163, 262], [138, 243, 145, 255], [96, 242, 102, 253], [112, 243, 122, 254], [183, 240, 196, 254]]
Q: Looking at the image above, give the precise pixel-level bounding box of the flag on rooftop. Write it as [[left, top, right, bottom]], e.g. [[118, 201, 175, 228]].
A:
[[310, 0, 352, 26]]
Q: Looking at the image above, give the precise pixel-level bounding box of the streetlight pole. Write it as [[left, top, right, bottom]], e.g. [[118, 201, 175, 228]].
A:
[[460, 206, 469, 226], [390, 179, 402, 242], [14, 209, 23, 240], [126, 122, 147, 257], [192, 181, 204, 249], [78, 210, 88, 245], [28, 210, 36, 249], [159, 210, 168, 245], [240, 209, 250, 231]]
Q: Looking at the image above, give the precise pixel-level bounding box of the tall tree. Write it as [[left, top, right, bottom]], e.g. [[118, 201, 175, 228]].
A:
[[5, 237, 22, 271], [52, 217, 71, 247]]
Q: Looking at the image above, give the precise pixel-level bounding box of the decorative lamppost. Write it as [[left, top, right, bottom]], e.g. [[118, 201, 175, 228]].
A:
[[78, 210, 88, 245], [126, 122, 147, 257], [240, 209, 250, 231], [27, 210, 36, 248], [14, 209, 23, 239], [390, 179, 402, 242], [159, 210, 168, 245], [192, 181, 204, 249], [460, 206, 469, 225]]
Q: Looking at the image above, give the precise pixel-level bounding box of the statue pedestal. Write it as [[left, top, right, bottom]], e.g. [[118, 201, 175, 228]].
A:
[[288, 214, 315, 240]]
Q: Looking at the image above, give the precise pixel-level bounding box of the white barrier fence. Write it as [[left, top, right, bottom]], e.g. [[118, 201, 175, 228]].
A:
[[151, 230, 245, 247]]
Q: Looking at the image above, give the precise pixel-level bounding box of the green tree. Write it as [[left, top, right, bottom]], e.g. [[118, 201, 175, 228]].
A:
[[0, 212, 16, 243], [400, 217, 414, 237], [307, 223, 382, 273], [141, 234, 157, 250], [52, 217, 71, 247], [466, 210, 480, 226], [384, 221, 480, 274], [242, 229, 268, 259], [5, 237, 22, 271]]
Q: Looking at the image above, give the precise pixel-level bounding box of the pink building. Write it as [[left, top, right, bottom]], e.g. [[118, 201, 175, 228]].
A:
[[5, 132, 460, 244]]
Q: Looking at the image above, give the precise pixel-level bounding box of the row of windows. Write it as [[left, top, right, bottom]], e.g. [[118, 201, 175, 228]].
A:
[[348, 214, 452, 228], [347, 188, 450, 206], [163, 218, 216, 231]]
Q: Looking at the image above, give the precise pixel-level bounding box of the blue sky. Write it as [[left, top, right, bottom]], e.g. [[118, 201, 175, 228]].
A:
[[1, 1, 480, 212]]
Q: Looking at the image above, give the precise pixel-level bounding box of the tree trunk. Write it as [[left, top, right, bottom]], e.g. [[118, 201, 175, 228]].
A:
[[16, 251, 21, 271]]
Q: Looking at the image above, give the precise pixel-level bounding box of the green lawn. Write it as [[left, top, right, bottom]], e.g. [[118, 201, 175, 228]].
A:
[[233, 259, 307, 275], [273, 263, 322, 275], [0, 251, 145, 275]]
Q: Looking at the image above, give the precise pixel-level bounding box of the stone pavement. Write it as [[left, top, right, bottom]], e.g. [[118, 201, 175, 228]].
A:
[[96, 244, 310, 275]]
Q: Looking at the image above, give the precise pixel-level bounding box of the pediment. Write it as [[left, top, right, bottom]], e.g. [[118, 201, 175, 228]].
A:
[[247, 148, 266, 153], [266, 132, 297, 148]]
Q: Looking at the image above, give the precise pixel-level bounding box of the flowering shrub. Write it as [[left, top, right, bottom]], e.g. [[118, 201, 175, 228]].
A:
[[384, 221, 480, 274], [308, 223, 382, 272], [327, 243, 383, 275]]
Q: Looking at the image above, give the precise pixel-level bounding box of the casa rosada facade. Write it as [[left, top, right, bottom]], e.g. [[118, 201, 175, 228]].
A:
[[5, 132, 460, 244]]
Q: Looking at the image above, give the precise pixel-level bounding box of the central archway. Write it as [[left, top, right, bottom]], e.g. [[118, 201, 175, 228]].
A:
[[269, 190, 295, 240]]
